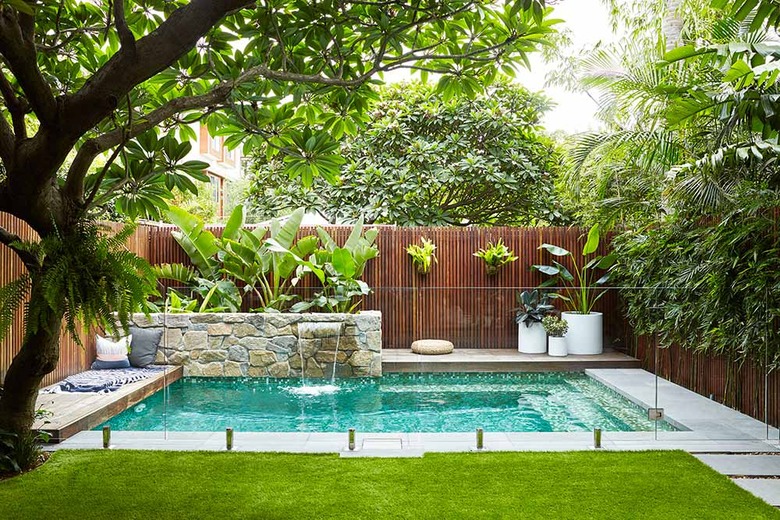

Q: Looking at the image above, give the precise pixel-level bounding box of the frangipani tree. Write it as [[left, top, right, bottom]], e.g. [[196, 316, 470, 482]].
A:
[[0, 0, 557, 435]]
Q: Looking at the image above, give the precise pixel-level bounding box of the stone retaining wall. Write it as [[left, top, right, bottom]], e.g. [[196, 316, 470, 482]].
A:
[[130, 311, 381, 378]]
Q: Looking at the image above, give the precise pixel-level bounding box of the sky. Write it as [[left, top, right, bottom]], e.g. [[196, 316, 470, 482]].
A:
[[522, 0, 616, 133]]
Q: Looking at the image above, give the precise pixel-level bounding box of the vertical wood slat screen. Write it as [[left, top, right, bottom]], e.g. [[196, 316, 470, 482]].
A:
[[635, 337, 780, 428], [146, 223, 621, 349], [2, 216, 778, 430], [0, 216, 148, 387]]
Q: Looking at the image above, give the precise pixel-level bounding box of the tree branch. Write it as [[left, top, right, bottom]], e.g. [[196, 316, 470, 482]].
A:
[[64, 0, 253, 137], [0, 9, 58, 127], [0, 113, 14, 166], [113, 0, 135, 51], [0, 66, 27, 138], [0, 225, 37, 268], [63, 74, 246, 201]]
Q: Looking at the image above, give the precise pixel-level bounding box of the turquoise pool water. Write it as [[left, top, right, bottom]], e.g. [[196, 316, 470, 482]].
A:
[[98, 373, 673, 433]]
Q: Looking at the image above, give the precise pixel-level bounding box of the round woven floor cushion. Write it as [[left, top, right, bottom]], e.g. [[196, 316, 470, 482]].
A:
[[411, 339, 454, 355]]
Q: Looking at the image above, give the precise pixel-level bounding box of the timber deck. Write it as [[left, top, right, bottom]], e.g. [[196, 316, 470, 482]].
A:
[[34, 366, 182, 442], [382, 348, 641, 373]]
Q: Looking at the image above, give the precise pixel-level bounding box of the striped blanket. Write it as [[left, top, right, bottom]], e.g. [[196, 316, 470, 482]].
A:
[[41, 366, 168, 394]]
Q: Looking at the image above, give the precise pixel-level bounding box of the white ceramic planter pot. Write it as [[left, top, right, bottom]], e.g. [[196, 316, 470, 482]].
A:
[[562, 312, 603, 355], [547, 336, 567, 357], [518, 321, 547, 354]]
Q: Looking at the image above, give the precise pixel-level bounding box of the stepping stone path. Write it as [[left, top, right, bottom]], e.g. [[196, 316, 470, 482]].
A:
[[695, 453, 780, 507]]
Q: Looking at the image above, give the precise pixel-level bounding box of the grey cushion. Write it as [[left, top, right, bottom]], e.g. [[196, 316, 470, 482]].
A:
[[91, 359, 131, 370], [128, 327, 162, 368]]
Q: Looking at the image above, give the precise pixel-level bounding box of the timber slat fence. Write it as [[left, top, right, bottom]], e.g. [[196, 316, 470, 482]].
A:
[[3, 215, 780, 428]]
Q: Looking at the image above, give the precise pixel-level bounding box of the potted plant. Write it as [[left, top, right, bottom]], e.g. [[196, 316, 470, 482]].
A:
[[542, 315, 568, 357], [532, 224, 616, 355], [473, 238, 518, 275], [406, 237, 437, 274], [514, 290, 554, 354]]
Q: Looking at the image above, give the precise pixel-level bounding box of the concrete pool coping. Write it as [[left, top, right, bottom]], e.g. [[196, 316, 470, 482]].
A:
[[54, 368, 780, 454]]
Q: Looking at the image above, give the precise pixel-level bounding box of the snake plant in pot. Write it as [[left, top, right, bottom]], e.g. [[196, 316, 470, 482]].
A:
[[514, 290, 554, 354], [532, 225, 616, 355]]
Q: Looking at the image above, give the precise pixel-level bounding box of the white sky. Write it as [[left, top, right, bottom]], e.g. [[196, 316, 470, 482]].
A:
[[383, 0, 615, 133], [523, 0, 616, 133]]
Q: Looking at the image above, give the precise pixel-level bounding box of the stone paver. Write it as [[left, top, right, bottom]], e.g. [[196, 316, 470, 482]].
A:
[[733, 479, 780, 506], [695, 455, 780, 476]]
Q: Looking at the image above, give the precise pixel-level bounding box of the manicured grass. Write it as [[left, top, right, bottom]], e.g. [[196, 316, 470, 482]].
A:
[[0, 450, 776, 519]]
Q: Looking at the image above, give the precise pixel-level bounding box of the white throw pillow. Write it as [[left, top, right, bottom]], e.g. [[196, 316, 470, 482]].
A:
[[96, 334, 132, 362]]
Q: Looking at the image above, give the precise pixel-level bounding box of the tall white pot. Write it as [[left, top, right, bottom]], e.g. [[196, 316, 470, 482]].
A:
[[561, 312, 603, 355], [518, 321, 547, 354]]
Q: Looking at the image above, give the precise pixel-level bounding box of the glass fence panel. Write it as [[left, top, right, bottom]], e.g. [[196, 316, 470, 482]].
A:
[[89, 284, 778, 451]]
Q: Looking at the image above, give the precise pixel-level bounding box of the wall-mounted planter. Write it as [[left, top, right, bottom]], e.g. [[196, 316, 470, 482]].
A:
[[130, 311, 382, 378]]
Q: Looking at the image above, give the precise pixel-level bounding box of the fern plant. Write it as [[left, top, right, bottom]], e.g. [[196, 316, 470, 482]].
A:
[[0, 221, 157, 345]]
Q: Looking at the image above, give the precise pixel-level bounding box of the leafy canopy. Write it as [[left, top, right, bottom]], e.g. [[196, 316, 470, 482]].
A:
[[247, 80, 567, 226]]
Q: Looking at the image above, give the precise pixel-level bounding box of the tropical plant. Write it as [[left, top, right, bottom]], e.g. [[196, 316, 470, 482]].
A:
[[532, 225, 616, 314], [406, 238, 438, 275], [290, 220, 380, 313], [473, 238, 519, 275], [246, 80, 569, 226], [219, 207, 319, 311], [542, 315, 568, 337], [514, 290, 555, 327], [156, 207, 241, 312]]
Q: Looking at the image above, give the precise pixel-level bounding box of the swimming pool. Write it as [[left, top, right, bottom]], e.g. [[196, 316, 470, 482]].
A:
[[98, 372, 673, 433]]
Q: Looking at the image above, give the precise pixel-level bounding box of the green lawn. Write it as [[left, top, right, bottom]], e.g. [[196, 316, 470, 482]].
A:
[[0, 450, 776, 519]]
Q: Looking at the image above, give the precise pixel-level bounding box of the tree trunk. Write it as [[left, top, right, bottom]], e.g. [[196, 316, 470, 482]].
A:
[[0, 279, 63, 435]]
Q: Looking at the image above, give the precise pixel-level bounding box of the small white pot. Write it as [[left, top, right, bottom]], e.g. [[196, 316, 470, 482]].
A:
[[548, 336, 567, 357], [562, 311, 603, 355], [518, 321, 547, 354]]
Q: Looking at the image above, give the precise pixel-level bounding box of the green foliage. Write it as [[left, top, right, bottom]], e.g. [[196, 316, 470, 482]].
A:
[[162, 206, 378, 313], [542, 315, 568, 337], [0, 405, 52, 474], [0, 222, 157, 346], [290, 219, 380, 313], [406, 238, 438, 275], [514, 290, 554, 327], [473, 238, 518, 275], [247, 80, 568, 226], [532, 225, 616, 314], [611, 189, 780, 365]]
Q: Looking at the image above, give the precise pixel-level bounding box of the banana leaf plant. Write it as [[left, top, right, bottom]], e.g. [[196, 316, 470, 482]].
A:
[[219, 207, 319, 311], [268, 218, 379, 313], [155, 208, 241, 312], [531, 224, 617, 314]]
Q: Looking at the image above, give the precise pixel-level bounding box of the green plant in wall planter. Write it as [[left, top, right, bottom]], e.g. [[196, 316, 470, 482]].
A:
[[406, 237, 437, 274], [532, 224, 616, 355], [474, 238, 518, 275]]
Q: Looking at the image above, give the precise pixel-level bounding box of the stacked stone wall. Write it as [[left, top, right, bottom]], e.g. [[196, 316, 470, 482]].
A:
[[130, 311, 381, 377]]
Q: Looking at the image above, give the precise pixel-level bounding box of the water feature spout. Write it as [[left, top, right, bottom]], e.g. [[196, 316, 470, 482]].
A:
[[288, 320, 345, 397]]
